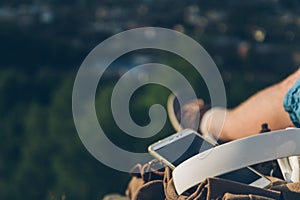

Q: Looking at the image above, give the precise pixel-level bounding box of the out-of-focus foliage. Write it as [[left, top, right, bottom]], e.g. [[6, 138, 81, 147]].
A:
[[1, 0, 300, 199]]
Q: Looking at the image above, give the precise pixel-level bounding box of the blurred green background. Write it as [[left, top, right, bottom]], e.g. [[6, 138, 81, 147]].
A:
[[1, 0, 300, 199]]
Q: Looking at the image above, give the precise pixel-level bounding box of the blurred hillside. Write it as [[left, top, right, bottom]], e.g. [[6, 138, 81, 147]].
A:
[[1, 0, 300, 199]]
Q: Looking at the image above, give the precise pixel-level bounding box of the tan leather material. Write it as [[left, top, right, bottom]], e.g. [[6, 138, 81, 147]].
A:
[[126, 161, 165, 199], [222, 193, 275, 200], [126, 163, 300, 200], [132, 180, 164, 200]]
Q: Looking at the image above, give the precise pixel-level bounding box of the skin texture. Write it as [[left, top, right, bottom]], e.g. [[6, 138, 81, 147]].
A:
[[182, 68, 300, 141]]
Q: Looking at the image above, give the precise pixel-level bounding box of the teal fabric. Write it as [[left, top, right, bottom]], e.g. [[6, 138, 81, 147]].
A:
[[283, 78, 300, 127]]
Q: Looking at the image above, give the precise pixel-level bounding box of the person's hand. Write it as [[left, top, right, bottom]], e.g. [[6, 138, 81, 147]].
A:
[[180, 99, 205, 131]]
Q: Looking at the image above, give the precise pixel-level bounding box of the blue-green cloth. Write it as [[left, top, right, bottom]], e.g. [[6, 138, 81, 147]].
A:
[[284, 78, 300, 127]]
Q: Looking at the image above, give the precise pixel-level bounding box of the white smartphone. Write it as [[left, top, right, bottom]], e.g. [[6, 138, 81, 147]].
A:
[[148, 129, 271, 188]]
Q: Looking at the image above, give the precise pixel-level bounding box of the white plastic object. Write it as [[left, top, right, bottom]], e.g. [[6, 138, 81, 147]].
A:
[[172, 128, 300, 195], [277, 156, 300, 183]]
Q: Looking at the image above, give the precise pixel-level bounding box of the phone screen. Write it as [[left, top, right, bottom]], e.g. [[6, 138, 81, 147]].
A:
[[153, 132, 265, 185], [218, 167, 263, 184], [154, 133, 214, 167]]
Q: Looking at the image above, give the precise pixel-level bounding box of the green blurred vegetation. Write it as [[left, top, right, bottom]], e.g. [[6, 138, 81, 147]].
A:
[[0, 51, 294, 200], [1, 0, 300, 199], [0, 66, 179, 199]]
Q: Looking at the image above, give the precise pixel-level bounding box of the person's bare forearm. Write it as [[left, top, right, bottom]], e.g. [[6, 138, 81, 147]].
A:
[[220, 82, 293, 140], [207, 69, 300, 141]]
